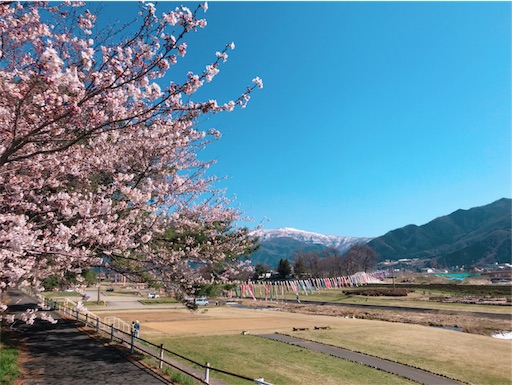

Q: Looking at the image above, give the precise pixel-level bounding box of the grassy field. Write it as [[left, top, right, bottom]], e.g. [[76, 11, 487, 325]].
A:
[[146, 334, 417, 385], [0, 332, 20, 385], [139, 298, 179, 305], [247, 284, 512, 314], [102, 304, 512, 385], [145, 323, 512, 385], [291, 321, 512, 385], [41, 291, 81, 298], [91, 281, 511, 384]]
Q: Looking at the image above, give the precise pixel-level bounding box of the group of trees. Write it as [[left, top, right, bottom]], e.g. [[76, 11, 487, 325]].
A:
[[0, 1, 261, 315], [253, 245, 378, 280]]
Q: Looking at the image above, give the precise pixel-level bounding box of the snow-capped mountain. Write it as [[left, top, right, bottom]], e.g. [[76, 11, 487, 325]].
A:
[[252, 227, 373, 253]]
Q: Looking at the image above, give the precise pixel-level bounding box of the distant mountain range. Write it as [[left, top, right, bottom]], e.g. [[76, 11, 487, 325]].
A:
[[249, 198, 511, 269], [252, 227, 372, 250], [250, 228, 372, 268], [368, 198, 511, 267]]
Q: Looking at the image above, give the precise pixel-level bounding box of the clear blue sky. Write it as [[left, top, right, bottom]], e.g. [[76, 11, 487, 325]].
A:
[[103, 1, 511, 238]]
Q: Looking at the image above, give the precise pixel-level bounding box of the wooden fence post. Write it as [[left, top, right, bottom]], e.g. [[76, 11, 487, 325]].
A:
[[130, 332, 134, 353], [159, 344, 164, 369], [110, 324, 114, 342], [204, 362, 210, 384], [96, 317, 100, 334], [85, 313, 89, 326], [254, 378, 274, 385]]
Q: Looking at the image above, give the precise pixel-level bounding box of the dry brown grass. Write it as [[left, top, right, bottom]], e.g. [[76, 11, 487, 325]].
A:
[[95, 299, 512, 384], [97, 306, 350, 336], [292, 321, 512, 385]]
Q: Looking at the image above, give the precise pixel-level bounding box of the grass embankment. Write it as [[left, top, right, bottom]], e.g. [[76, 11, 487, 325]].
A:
[[41, 291, 81, 298], [292, 321, 512, 385], [147, 334, 416, 385], [0, 331, 20, 385], [250, 284, 512, 314], [139, 298, 179, 305], [138, 304, 511, 385]]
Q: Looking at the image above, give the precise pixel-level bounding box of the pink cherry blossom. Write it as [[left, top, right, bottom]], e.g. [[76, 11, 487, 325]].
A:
[[0, 1, 262, 320], [216, 51, 228, 63], [252, 76, 264, 89], [178, 42, 187, 57]]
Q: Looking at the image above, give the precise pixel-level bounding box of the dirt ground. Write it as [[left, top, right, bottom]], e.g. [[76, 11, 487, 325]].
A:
[[97, 305, 352, 337], [95, 299, 512, 338], [270, 301, 512, 336]]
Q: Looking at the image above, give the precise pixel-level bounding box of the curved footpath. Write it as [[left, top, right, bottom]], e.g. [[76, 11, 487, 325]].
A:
[[258, 333, 465, 385]]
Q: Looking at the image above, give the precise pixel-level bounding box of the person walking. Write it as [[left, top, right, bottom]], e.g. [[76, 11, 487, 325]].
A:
[[133, 320, 140, 338]]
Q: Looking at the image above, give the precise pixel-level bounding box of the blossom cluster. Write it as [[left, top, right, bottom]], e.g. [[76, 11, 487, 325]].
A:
[[0, 2, 260, 321]]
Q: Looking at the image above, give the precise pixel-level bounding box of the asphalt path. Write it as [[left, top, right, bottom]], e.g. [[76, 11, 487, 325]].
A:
[[4, 290, 170, 385], [4, 290, 230, 385], [259, 333, 465, 385]]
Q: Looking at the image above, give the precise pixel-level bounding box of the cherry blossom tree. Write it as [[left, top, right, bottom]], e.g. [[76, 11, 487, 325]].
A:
[[0, 1, 262, 318]]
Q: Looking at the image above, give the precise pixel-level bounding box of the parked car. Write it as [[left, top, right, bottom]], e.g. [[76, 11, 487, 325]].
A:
[[195, 297, 209, 306], [106, 287, 114, 292], [148, 292, 160, 299]]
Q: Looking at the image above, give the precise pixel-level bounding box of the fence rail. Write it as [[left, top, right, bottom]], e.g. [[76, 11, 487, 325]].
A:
[[49, 299, 273, 385], [103, 316, 131, 334]]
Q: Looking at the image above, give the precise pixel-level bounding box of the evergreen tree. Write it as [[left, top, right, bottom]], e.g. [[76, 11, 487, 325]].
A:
[[277, 258, 291, 279]]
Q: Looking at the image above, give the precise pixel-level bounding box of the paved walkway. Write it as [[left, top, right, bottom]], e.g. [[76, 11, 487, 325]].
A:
[[13, 318, 171, 385], [259, 333, 464, 385], [3, 290, 228, 385], [4, 290, 169, 385]]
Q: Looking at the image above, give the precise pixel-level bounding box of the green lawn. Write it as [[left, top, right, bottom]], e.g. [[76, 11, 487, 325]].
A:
[[42, 291, 81, 298], [248, 285, 511, 314], [142, 304, 512, 385], [147, 334, 416, 385], [139, 298, 179, 305], [292, 321, 512, 385], [0, 332, 20, 385]]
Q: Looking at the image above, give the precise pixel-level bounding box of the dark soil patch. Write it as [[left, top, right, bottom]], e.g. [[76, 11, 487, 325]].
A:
[[343, 288, 409, 296]]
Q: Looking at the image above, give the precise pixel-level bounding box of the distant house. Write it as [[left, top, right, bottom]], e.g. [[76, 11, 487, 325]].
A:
[[481, 270, 512, 283]]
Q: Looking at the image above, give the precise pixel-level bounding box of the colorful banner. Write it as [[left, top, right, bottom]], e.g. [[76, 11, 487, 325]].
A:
[[233, 271, 389, 302]]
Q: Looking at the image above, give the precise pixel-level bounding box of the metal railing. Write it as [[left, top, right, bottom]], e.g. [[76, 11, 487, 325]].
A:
[[50, 299, 273, 385]]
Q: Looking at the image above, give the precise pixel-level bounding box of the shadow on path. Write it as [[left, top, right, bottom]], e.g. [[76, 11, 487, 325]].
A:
[[3, 291, 170, 385]]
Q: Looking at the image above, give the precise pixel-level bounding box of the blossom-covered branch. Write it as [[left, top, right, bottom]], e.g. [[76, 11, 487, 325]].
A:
[[0, 1, 261, 320]]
